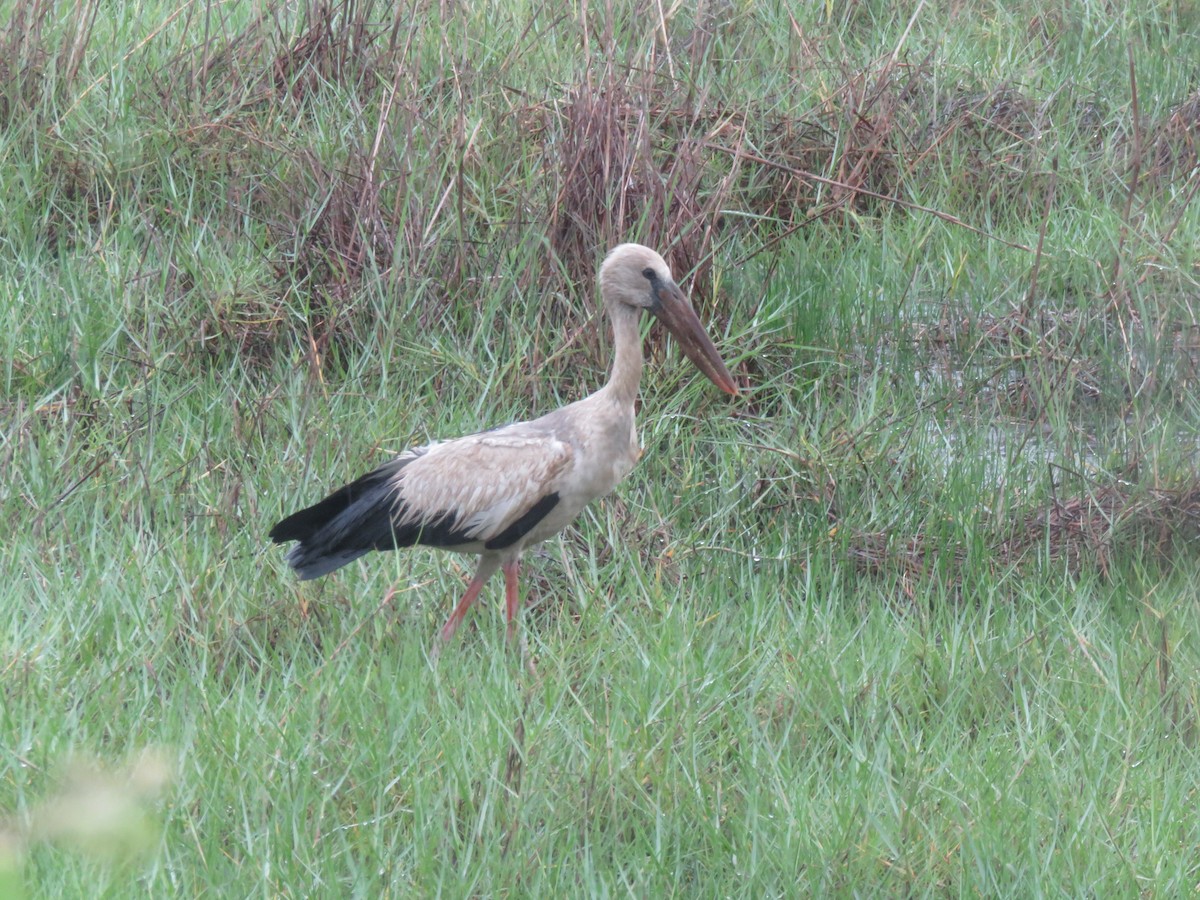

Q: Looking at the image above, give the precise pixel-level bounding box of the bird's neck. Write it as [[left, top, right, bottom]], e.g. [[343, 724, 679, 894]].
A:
[[604, 303, 643, 407]]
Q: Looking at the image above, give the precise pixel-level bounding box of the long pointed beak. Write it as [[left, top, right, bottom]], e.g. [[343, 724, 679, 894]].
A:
[[651, 281, 739, 396]]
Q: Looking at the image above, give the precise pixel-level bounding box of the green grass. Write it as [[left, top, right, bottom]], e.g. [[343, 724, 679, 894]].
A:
[[4, 0, 1200, 895]]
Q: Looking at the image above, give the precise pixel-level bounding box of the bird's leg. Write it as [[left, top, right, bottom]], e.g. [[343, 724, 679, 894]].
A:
[[503, 558, 520, 644], [502, 559, 537, 677], [437, 567, 490, 646]]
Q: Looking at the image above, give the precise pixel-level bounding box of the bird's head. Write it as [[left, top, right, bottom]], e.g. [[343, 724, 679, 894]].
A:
[[599, 243, 739, 396]]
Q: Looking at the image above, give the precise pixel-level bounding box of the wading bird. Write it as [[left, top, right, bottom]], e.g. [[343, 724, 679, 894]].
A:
[[270, 243, 738, 654]]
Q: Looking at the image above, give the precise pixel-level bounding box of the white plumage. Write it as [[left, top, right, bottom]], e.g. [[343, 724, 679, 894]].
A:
[[270, 243, 738, 652]]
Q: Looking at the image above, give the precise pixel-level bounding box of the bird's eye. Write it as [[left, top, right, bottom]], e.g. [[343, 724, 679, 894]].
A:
[[642, 268, 657, 281]]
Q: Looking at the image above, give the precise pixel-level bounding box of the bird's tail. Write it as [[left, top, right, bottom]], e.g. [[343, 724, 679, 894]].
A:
[[270, 459, 408, 580]]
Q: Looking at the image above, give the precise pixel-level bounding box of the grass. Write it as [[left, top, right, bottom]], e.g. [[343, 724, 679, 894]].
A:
[[3, 0, 1200, 894]]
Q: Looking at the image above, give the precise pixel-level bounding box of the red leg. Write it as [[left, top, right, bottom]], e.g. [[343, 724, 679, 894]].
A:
[[503, 558, 520, 643], [437, 558, 498, 646]]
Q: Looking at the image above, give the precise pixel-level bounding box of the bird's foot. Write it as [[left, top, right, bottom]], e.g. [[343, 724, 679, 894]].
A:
[[428, 635, 446, 664], [511, 627, 537, 677]]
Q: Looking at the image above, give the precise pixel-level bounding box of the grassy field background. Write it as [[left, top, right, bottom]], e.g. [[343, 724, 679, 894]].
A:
[[4, 0, 1200, 894]]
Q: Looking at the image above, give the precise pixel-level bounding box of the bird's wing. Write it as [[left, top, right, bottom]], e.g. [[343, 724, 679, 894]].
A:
[[390, 425, 574, 548]]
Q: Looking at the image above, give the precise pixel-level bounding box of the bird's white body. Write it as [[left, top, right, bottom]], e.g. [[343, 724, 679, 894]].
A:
[[371, 388, 637, 559], [271, 243, 736, 650]]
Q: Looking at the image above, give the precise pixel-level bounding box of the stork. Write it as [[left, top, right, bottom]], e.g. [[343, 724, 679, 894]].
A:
[[269, 243, 738, 654]]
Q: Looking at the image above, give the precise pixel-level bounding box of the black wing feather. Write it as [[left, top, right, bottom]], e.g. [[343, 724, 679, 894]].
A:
[[269, 463, 399, 544], [484, 493, 559, 549]]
